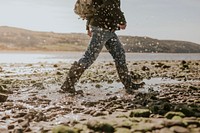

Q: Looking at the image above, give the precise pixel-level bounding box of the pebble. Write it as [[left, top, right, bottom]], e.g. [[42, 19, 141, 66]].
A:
[[0, 93, 8, 102]]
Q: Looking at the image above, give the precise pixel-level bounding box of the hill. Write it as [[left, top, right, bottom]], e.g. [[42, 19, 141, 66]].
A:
[[0, 26, 200, 53]]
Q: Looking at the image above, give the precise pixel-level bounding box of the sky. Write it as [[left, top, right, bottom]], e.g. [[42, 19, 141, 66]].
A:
[[0, 0, 200, 44]]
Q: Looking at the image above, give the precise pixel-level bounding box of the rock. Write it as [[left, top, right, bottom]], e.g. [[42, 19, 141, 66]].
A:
[[0, 127, 8, 133], [52, 125, 79, 133], [0, 93, 8, 102], [164, 111, 185, 119], [115, 128, 131, 133], [188, 86, 200, 91], [13, 112, 27, 118], [3, 102, 14, 107], [92, 111, 108, 117], [142, 66, 150, 71], [160, 128, 174, 133], [7, 124, 15, 130], [19, 119, 29, 128], [129, 109, 151, 118], [133, 122, 163, 132], [34, 112, 47, 122], [87, 120, 115, 133], [95, 84, 102, 88], [163, 119, 186, 127], [0, 86, 12, 94], [56, 71, 62, 75], [172, 116, 183, 121], [174, 105, 194, 117], [170, 126, 190, 133], [183, 119, 200, 127], [13, 128, 23, 133]]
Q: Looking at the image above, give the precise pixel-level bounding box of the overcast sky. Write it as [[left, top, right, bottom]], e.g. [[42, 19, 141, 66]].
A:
[[0, 0, 200, 44]]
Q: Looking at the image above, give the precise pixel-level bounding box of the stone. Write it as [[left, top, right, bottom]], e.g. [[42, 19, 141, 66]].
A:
[[172, 116, 183, 121], [0, 127, 8, 133], [13, 128, 23, 133], [160, 128, 174, 133], [129, 109, 151, 118], [183, 119, 200, 127], [164, 111, 185, 119], [115, 128, 131, 133], [170, 126, 190, 133], [7, 124, 15, 130], [87, 120, 115, 133], [0, 93, 8, 102], [52, 125, 79, 133], [163, 119, 186, 127]]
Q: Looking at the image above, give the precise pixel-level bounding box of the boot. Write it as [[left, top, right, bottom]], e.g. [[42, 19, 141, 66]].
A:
[[61, 61, 85, 93], [116, 67, 145, 93], [125, 81, 145, 93]]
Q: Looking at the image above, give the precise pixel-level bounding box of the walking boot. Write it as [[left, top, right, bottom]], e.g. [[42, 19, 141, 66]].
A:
[[61, 61, 85, 93], [125, 81, 145, 93]]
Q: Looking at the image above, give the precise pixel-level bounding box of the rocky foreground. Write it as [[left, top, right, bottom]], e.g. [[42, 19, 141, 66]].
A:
[[0, 60, 200, 133]]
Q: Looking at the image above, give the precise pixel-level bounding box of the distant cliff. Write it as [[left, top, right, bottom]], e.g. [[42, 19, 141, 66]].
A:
[[0, 26, 200, 53]]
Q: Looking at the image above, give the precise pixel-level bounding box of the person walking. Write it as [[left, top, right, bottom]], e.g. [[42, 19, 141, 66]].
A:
[[61, 0, 144, 94]]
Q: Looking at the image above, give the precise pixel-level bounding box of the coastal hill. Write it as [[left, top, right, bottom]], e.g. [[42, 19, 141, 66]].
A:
[[0, 26, 200, 53]]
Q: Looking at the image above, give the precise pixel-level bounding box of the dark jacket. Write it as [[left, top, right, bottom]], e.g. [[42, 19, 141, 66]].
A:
[[86, 0, 126, 31]]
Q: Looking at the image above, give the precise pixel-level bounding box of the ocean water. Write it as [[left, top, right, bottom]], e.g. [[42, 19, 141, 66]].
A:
[[0, 52, 199, 64]]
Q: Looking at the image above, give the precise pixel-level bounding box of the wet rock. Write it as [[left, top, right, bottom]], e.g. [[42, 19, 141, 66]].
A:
[[52, 125, 79, 133], [160, 128, 174, 133], [34, 112, 47, 122], [170, 126, 190, 133], [155, 62, 165, 68], [56, 71, 63, 75], [174, 105, 195, 117], [87, 120, 115, 133], [0, 93, 8, 102], [164, 111, 185, 119], [92, 111, 108, 117], [32, 82, 45, 90], [188, 85, 200, 91], [162, 65, 171, 69], [163, 119, 186, 127], [24, 127, 32, 132], [1, 115, 10, 120], [0, 127, 8, 133], [183, 119, 200, 127], [95, 84, 102, 88], [129, 109, 151, 118], [115, 128, 131, 133], [19, 119, 30, 128], [7, 124, 15, 130], [13, 112, 27, 118], [0, 86, 13, 94], [132, 122, 160, 132], [142, 66, 150, 71], [13, 128, 23, 133], [172, 116, 183, 121], [3, 102, 14, 107]]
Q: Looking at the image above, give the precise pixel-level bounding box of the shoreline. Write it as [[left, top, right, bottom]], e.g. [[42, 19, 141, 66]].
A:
[[0, 60, 200, 132]]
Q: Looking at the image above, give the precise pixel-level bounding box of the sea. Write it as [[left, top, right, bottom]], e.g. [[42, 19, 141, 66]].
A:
[[0, 52, 200, 64]]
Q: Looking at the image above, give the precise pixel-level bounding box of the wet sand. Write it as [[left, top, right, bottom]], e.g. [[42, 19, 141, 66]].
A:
[[0, 60, 200, 133]]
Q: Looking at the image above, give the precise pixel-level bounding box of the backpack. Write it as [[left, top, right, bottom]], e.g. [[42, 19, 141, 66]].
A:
[[74, 0, 96, 19]]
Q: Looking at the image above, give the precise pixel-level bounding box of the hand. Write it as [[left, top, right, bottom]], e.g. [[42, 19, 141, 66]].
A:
[[117, 24, 127, 30], [87, 29, 92, 37]]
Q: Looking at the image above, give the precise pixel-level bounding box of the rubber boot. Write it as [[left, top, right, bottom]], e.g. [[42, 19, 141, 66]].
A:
[[61, 61, 85, 93]]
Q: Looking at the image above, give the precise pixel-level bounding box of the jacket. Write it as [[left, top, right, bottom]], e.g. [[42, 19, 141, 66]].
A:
[[86, 0, 126, 31]]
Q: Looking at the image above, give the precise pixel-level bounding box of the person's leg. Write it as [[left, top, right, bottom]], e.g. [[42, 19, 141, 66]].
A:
[[61, 27, 108, 93], [104, 33, 144, 92]]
